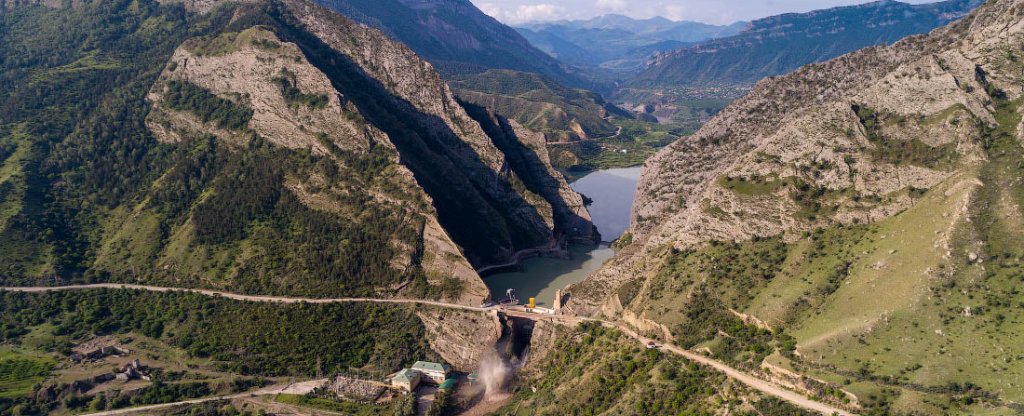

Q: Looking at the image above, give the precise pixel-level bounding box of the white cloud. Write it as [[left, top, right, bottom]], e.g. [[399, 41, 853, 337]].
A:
[[472, 0, 943, 25], [513, 4, 569, 23], [596, 0, 626, 11], [663, 4, 687, 21], [478, 3, 568, 24], [477, 2, 503, 18]]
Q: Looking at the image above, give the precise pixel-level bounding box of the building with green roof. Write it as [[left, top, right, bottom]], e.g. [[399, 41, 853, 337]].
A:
[[390, 368, 421, 392], [411, 361, 451, 383]]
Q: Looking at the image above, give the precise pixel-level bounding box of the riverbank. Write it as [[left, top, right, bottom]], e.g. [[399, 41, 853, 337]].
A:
[[475, 244, 572, 277], [482, 167, 642, 307]]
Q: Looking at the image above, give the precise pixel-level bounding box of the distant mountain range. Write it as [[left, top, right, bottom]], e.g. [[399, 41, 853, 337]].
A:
[[516, 14, 746, 75], [312, 0, 590, 88], [630, 0, 983, 88], [314, 0, 627, 140]]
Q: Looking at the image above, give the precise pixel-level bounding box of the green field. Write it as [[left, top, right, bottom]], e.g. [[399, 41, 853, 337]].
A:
[[550, 119, 684, 177], [0, 349, 54, 400]]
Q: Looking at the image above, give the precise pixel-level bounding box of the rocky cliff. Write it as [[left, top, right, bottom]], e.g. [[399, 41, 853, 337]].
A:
[[572, 1, 1024, 412], [631, 0, 1021, 247], [0, 0, 594, 305]]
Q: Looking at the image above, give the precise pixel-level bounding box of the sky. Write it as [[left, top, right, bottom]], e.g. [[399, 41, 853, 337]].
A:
[[472, 0, 938, 25]]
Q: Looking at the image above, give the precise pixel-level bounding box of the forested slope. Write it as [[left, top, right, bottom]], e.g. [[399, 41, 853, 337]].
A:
[[0, 0, 593, 302]]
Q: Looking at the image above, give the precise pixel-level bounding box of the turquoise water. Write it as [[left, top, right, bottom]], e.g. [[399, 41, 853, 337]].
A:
[[483, 167, 642, 306]]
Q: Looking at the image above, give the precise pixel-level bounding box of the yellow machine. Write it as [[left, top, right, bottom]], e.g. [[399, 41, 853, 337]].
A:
[[528, 297, 536, 308]]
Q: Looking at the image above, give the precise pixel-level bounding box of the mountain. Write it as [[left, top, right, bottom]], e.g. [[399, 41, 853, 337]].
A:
[[307, 0, 633, 145], [450, 69, 631, 141], [517, 14, 744, 75], [307, 0, 588, 87], [567, 0, 1024, 413], [631, 0, 983, 88], [0, 0, 595, 306]]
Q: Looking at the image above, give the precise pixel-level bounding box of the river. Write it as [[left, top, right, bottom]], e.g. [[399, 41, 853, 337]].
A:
[[484, 167, 642, 307]]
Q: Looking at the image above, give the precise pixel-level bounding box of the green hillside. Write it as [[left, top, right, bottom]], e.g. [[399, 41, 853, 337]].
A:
[[493, 322, 816, 416], [0, 289, 432, 415], [0, 0, 434, 296], [451, 69, 631, 142], [617, 95, 1024, 414]]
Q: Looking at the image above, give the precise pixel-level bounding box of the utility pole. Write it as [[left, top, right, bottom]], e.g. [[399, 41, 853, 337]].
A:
[[315, 356, 322, 380]]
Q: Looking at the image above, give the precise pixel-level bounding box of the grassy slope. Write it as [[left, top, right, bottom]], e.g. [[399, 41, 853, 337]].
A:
[[450, 69, 621, 141], [0, 349, 54, 400], [772, 99, 1024, 415], [631, 96, 1024, 414], [494, 323, 815, 416]]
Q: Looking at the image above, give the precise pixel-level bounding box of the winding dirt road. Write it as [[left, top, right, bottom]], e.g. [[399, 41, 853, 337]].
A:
[[2, 284, 851, 415], [80, 379, 328, 416], [2, 283, 486, 311]]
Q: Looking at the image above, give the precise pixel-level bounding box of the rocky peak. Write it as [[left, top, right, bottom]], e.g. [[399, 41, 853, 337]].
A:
[[631, 0, 1024, 247]]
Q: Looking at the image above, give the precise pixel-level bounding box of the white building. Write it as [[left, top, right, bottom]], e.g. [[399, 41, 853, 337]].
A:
[[411, 361, 450, 384]]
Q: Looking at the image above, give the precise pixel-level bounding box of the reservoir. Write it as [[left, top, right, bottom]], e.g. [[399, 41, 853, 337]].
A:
[[484, 167, 642, 307]]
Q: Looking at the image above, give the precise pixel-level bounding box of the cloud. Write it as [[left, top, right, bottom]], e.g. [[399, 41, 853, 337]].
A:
[[596, 0, 626, 11], [478, 3, 568, 24], [477, 2, 503, 17], [663, 4, 687, 21], [473, 0, 942, 26]]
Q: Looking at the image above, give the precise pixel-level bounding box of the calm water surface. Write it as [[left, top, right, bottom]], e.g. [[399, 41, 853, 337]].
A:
[[484, 167, 642, 306]]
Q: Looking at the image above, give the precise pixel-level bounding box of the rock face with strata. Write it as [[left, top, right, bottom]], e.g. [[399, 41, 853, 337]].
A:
[[632, 0, 1023, 248], [417, 309, 502, 370], [571, 0, 1024, 315], [280, 0, 594, 266], [140, 0, 594, 304]]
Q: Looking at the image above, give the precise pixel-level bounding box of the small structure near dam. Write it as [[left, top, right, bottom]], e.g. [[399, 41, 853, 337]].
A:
[[389, 360, 452, 391]]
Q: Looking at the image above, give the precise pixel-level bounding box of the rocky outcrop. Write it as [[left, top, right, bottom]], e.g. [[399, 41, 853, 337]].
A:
[[572, 0, 1024, 315], [515, 319, 562, 378], [631, 0, 1023, 247], [282, 0, 593, 266], [147, 27, 370, 153], [417, 309, 502, 370], [461, 103, 596, 243], [141, 0, 594, 301]]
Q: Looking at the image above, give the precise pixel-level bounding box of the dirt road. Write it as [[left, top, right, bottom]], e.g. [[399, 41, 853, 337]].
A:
[[80, 379, 328, 416], [2, 284, 852, 415], [1, 283, 485, 311]]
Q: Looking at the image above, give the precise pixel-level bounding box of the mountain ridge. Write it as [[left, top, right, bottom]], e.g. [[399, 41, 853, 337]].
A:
[[0, 0, 594, 306], [307, 0, 591, 89], [567, 0, 1024, 412], [630, 0, 984, 88], [516, 14, 745, 75]]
